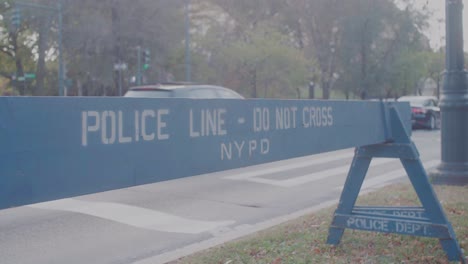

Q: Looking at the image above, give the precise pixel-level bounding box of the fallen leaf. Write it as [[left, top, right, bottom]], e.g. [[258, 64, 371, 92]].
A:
[[271, 257, 282, 264]]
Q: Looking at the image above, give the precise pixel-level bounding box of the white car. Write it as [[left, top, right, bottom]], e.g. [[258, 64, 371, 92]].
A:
[[124, 83, 244, 99]]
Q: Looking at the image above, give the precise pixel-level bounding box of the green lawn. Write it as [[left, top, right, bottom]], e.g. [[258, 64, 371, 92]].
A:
[[171, 184, 467, 264]]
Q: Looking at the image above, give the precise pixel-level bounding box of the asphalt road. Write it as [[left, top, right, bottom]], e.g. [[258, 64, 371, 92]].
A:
[[0, 130, 441, 264]]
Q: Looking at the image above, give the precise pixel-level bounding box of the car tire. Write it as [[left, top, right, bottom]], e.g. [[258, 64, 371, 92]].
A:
[[428, 115, 436, 130], [436, 115, 441, 130]]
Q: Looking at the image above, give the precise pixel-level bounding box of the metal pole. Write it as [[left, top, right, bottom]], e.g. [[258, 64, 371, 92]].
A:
[[185, 0, 191, 82], [58, 0, 64, 96], [430, 0, 468, 185], [118, 68, 122, 96], [137, 46, 141, 86]]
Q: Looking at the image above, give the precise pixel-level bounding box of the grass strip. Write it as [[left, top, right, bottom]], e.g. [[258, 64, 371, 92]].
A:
[[172, 184, 467, 264]]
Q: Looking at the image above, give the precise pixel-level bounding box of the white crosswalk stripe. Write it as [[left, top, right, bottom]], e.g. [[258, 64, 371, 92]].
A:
[[224, 151, 402, 187], [237, 158, 396, 187], [335, 159, 440, 191], [223, 149, 438, 188], [224, 150, 354, 181], [29, 199, 235, 234]]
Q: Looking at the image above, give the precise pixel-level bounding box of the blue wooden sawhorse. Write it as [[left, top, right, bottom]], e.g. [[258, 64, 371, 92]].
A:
[[327, 106, 466, 263]]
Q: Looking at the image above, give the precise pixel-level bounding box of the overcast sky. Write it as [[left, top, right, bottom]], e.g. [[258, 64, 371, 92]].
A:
[[418, 0, 468, 50]]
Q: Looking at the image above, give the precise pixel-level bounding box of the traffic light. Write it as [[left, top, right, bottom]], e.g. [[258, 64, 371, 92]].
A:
[[10, 7, 21, 30], [143, 49, 150, 70]]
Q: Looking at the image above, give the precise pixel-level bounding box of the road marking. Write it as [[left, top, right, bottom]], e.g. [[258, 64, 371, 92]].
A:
[[134, 160, 441, 263], [133, 199, 341, 264], [226, 157, 395, 187], [334, 160, 440, 191], [224, 150, 354, 181], [28, 199, 234, 234]]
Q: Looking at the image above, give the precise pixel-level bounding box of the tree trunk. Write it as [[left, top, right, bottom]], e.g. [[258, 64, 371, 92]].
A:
[[308, 81, 315, 99], [112, 1, 121, 96], [77, 79, 83, 96], [250, 68, 257, 98], [322, 80, 330, 99], [359, 19, 370, 100], [36, 18, 49, 96], [11, 32, 24, 95]]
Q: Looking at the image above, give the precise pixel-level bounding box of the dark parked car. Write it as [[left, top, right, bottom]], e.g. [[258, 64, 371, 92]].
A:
[[397, 96, 440, 130], [124, 83, 244, 99]]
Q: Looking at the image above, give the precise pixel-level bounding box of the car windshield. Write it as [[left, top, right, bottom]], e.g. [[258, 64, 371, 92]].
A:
[[398, 97, 431, 107], [124, 90, 172, 98]]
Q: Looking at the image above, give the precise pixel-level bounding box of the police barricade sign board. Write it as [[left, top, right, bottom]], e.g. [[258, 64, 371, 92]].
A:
[[0, 97, 398, 208], [0, 97, 464, 262]]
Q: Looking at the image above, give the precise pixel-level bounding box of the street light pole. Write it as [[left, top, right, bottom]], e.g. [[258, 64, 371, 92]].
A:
[[431, 0, 468, 185]]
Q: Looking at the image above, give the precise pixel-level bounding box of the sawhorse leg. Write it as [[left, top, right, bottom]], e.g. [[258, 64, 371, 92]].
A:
[[327, 153, 371, 245]]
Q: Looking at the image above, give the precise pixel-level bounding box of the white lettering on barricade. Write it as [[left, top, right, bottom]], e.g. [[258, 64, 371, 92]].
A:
[[220, 141, 245, 160], [275, 107, 298, 130], [118, 111, 132, 144], [346, 217, 390, 232], [101, 111, 117, 144], [220, 138, 270, 160], [393, 211, 425, 218], [82, 111, 100, 147], [81, 110, 170, 146], [157, 109, 170, 140], [221, 105, 335, 161], [134, 111, 140, 142], [249, 140, 257, 156], [82, 106, 334, 161], [190, 108, 227, 138], [142, 110, 156, 141], [253, 107, 270, 132], [261, 138, 269, 154], [302, 106, 333, 128], [361, 210, 426, 219], [346, 217, 429, 236], [141, 110, 170, 141], [396, 222, 428, 235]]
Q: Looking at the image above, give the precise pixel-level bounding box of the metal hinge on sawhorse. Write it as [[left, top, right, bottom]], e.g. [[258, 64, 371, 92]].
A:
[[327, 106, 466, 263]]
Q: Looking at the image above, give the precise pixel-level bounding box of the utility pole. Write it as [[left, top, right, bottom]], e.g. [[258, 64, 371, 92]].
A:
[[431, 0, 468, 185]]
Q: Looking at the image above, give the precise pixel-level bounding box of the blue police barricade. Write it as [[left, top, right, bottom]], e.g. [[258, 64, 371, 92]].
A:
[[0, 97, 464, 262]]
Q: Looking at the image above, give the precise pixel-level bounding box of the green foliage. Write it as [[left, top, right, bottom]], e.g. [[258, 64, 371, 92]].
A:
[[0, 0, 451, 98], [193, 4, 314, 98], [60, 0, 186, 95], [213, 23, 312, 98], [333, 0, 432, 99], [388, 51, 429, 97], [0, 0, 65, 95]]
